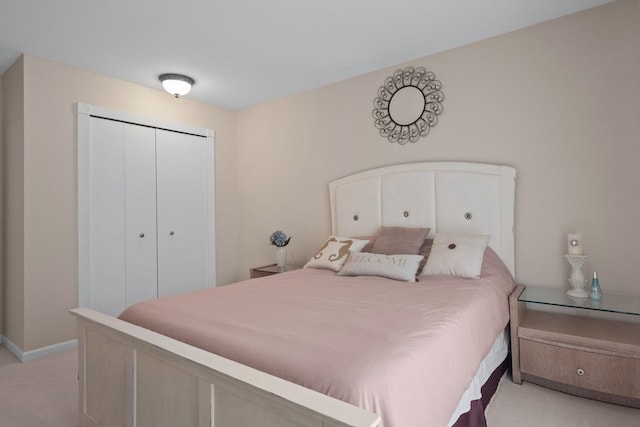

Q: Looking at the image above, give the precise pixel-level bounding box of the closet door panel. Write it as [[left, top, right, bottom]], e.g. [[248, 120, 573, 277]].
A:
[[155, 130, 209, 297], [124, 124, 158, 306], [89, 118, 126, 316]]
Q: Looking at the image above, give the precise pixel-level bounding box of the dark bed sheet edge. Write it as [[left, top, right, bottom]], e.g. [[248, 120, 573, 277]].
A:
[[451, 355, 509, 427]]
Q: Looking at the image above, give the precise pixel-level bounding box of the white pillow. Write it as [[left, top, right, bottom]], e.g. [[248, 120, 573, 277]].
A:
[[338, 252, 424, 282], [422, 233, 490, 279], [304, 236, 370, 272]]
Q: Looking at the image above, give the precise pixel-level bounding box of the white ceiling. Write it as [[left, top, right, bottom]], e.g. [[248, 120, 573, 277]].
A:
[[0, 0, 613, 110]]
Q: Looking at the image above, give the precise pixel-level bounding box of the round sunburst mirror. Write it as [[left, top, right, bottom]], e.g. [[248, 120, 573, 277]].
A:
[[372, 66, 444, 145]]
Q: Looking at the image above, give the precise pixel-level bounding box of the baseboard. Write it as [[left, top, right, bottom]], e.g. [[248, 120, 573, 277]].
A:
[[1, 336, 77, 362]]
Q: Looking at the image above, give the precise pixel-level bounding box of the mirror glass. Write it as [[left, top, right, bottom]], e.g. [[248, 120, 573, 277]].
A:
[[389, 87, 425, 125]]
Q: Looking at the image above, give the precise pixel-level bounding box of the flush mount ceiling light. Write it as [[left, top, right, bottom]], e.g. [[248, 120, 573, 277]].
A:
[[159, 73, 195, 98]]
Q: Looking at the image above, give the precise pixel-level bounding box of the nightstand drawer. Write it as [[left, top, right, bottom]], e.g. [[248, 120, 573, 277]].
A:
[[250, 264, 302, 279], [520, 339, 640, 399], [250, 270, 275, 279]]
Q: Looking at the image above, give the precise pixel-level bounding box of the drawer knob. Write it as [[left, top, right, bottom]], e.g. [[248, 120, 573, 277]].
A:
[[577, 368, 585, 376]]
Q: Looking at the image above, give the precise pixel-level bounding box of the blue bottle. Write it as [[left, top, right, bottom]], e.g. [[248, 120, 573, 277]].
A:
[[589, 271, 602, 301]]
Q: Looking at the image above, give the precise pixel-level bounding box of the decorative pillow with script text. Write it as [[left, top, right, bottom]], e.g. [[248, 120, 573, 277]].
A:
[[338, 252, 424, 282]]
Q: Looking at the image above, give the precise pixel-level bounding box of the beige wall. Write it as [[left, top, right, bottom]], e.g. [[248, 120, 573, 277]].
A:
[[0, 66, 3, 336], [237, 0, 640, 294], [2, 57, 25, 346], [3, 55, 239, 351]]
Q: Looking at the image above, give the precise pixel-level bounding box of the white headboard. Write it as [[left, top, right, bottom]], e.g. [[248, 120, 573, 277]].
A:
[[329, 162, 517, 276]]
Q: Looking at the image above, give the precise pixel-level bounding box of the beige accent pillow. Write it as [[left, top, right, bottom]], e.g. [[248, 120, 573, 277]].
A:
[[304, 236, 370, 272], [416, 238, 434, 275], [354, 236, 377, 253], [338, 252, 424, 282], [422, 233, 490, 279], [371, 226, 431, 255]]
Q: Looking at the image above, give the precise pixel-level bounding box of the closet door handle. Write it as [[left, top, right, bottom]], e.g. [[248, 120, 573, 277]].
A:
[[139, 233, 145, 238], [169, 231, 175, 236]]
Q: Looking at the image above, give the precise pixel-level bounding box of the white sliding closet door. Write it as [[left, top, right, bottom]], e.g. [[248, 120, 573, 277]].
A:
[[88, 119, 159, 316], [79, 104, 215, 318], [156, 129, 210, 297], [88, 118, 127, 316], [124, 124, 158, 306]]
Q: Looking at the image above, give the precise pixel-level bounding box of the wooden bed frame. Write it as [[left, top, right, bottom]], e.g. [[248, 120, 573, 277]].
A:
[[71, 161, 516, 427], [71, 308, 379, 427]]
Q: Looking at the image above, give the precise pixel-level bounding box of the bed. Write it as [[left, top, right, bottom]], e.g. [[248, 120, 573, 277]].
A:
[[71, 161, 517, 427]]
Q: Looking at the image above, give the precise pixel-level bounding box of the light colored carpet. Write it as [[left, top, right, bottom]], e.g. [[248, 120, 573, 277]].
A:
[[1, 344, 639, 426], [0, 345, 78, 427], [485, 373, 640, 427]]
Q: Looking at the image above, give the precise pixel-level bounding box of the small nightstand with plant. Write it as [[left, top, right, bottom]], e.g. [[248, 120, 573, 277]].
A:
[[250, 230, 300, 278]]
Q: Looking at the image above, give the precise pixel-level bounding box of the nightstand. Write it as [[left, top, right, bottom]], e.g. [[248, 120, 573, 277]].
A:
[[510, 285, 640, 408], [249, 263, 302, 279]]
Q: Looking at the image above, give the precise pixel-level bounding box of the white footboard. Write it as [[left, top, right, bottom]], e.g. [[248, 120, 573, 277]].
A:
[[70, 308, 380, 427]]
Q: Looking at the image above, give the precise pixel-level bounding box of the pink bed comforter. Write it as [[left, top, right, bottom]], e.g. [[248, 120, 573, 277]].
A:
[[119, 250, 514, 427]]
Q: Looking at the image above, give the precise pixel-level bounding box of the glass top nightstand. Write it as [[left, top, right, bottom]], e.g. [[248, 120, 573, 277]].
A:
[[519, 286, 640, 317], [509, 284, 640, 407]]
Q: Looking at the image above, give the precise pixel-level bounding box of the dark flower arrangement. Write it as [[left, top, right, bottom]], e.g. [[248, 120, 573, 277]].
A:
[[270, 230, 291, 247]]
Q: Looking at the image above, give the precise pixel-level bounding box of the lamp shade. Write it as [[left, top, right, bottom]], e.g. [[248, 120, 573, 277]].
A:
[[159, 73, 195, 98]]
